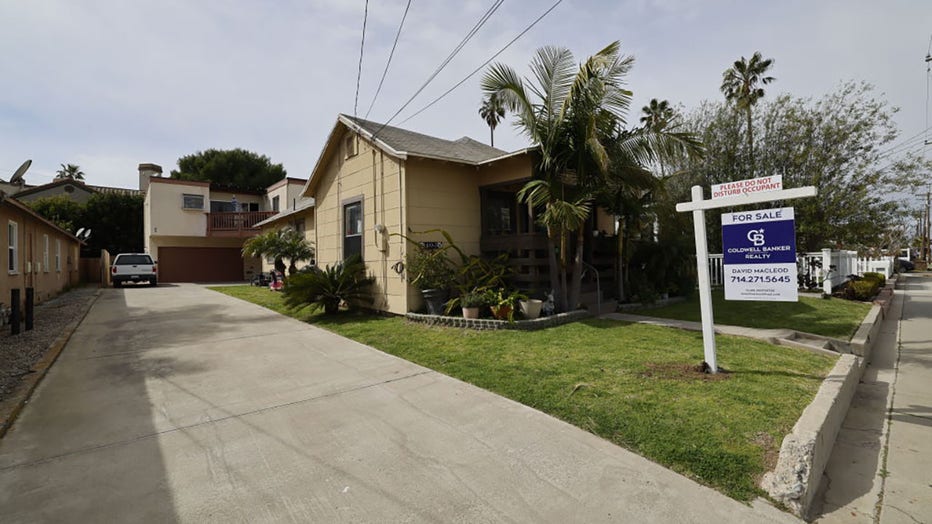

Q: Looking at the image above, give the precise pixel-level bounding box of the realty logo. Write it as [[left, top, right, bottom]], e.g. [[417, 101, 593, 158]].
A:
[[747, 229, 765, 246]]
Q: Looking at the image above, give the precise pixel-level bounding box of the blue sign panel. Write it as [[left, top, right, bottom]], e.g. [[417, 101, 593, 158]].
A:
[[721, 207, 798, 302]]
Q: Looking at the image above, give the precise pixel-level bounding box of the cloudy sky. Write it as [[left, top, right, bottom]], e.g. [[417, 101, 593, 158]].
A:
[[1, 0, 929, 194]]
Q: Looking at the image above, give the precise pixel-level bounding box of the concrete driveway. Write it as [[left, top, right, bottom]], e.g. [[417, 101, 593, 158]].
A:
[[0, 284, 797, 523]]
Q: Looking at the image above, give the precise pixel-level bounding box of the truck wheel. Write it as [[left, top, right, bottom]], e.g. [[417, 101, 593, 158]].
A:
[[150, 279, 158, 287]]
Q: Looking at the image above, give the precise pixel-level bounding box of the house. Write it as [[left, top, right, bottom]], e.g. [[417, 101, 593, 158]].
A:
[[141, 163, 307, 282], [1, 191, 81, 309], [6, 176, 143, 204], [299, 114, 616, 315]]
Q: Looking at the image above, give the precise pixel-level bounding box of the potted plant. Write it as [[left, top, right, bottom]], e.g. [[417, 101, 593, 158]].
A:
[[459, 291, 489, 319], [518, 297, 543, 319], [489, 289, 527, 322], [406, 246, 455, 315]]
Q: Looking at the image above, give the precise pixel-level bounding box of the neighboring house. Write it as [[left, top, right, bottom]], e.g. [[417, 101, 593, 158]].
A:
[[141, 163, 307, 283], [1, 191, 81, 308], [254, 197, 316, 273], [8, 177, 143, 204], [299, 114, 617, 315]]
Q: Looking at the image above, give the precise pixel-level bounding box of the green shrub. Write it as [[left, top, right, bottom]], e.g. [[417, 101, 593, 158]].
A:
[[847, 279, 880, 301], [406, 246, 455, 290], [282, 254, 374, 314], [861, 272, 886, 287]]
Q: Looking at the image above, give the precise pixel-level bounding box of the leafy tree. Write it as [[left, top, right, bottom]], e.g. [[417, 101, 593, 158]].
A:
[[671, 81, 929, 253], [242, 228, 315, 275], [478, 93, 506, 147], [28, 192, 143, 255], [720, 51, 775, 177], [82, 193, 145, 255], [55, 163, 85, 180], [282, 255, 374, 314], [640, 98, 675, 132], [26, 196, 84, 233], [172, 148, 286, 190]]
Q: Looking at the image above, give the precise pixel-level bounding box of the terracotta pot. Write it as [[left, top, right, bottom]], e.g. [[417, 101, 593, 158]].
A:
[[462, 307, 480, 319], [491, 305, 512, 320]]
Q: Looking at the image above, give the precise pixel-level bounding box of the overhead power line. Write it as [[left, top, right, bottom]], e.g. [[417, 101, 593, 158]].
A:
[[875, 126, 930, 158], [364, 0, 413, 119], [371, 0, 505, 137], [397, 0, 565, 127], [354, 0, 370, 117]]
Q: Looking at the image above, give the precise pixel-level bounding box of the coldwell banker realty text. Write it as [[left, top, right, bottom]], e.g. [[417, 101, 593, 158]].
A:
[[722, 207, 798, 302]]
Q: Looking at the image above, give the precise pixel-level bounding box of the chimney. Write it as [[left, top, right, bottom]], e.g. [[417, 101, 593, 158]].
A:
[[138, 163, 162, 192]]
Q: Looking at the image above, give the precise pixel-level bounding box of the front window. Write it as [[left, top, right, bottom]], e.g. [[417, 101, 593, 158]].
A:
[[55, 239, 61, 271], [7, 221, 18, 274], [182, 194, 204, 210], [272, 196, 280, 212], [343, 200, 362, 260]]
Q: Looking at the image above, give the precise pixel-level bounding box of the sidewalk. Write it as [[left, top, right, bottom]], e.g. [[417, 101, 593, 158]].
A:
[[813, 274, 931, 523]]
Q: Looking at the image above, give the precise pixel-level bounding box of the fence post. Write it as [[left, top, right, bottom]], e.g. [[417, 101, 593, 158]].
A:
[[822, 248, 833, 295]]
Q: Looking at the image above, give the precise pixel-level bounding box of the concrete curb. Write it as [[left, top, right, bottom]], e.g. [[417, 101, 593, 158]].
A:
[[760, 276, 897, 518], [0, 289, 100, 439]]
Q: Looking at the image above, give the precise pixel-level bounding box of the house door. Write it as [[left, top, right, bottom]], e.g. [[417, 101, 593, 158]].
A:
[[343, 201, 362, 261]]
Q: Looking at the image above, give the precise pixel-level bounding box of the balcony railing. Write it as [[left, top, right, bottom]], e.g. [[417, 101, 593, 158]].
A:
[[207, 211, 277, 236]]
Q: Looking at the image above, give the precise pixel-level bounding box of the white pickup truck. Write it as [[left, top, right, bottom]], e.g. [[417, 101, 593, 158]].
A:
[[111, 253, 158, 287]]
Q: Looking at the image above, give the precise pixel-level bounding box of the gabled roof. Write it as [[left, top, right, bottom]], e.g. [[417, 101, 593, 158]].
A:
[[11, 178, 95, 199], [303, 114, 534, 195], [341, 115, 508, 164]]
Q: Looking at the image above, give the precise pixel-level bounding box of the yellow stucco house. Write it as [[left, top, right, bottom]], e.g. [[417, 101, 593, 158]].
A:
[[295, 114, 615, 315]]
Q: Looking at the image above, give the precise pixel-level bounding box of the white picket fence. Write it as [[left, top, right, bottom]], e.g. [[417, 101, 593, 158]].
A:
[[707, 249, 895, 294]]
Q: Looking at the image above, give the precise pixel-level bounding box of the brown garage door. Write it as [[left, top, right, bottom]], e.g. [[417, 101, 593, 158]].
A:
[[157, 247, 244, 283]]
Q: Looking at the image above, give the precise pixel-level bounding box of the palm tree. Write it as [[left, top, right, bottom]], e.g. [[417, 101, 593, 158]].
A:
[[478, 93, 506, 147], [640, 98, 675, 132], [720, 52, 775, 177], [483, 42, 635, 311], [55, 163, 85, 180], [242, 228, 314, 275]]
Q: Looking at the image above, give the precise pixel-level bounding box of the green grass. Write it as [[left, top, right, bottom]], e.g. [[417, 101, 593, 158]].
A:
[[210, 285, 837, 501], [635, 291, 871, 339]]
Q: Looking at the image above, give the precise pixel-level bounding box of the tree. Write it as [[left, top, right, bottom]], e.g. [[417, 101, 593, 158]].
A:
[[26, 196, 84, 233], [673, 81, 929, 253], [483, 42, 635, 311], [478, 93, 506, 147], [242, 228, 315, 275], [640, 98, 675, 132], [172, 149, 286, 190], [55, 163, 85, 180], [720, 51, 775, 177], [82, 193, 145, 255]]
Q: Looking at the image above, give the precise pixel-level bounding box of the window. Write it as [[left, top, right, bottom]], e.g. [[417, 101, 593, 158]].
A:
[[115, 254, 154, 265], [182, 194, 205, 210], [343, 200, 362, 260], [7, 221, 18, 274], [43, 234, 49, 272], [55, 239, 61, 272], [272, 196, 280, 212], [344, 134, 357, 158]]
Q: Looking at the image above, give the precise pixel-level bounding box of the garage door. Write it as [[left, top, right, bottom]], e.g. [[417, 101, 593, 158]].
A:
[[157, 247, 244, 283]]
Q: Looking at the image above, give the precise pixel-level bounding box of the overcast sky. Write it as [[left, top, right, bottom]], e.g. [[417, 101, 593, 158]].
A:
[[2, 0, 930, 195]]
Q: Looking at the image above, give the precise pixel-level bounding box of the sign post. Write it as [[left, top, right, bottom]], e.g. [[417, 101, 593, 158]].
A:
[[676, 182, 817, 373]]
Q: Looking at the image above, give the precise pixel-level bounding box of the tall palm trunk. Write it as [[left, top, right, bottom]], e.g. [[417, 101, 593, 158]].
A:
[[569, 223, 586, 310], [746, 107, 754, 178], [545, 230, 563, 311], [616, 218, 626, 302]]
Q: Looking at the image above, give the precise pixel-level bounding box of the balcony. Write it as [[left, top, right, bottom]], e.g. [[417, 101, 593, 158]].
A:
[[207, 211, 277, 237]]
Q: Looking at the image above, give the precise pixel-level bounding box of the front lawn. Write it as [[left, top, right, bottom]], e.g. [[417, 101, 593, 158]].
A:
[[635, 291, 871, 339], [211, 285, 836, 501]]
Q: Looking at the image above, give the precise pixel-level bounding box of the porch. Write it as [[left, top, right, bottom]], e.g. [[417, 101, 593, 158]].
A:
[[207, 211, 277, 237]]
